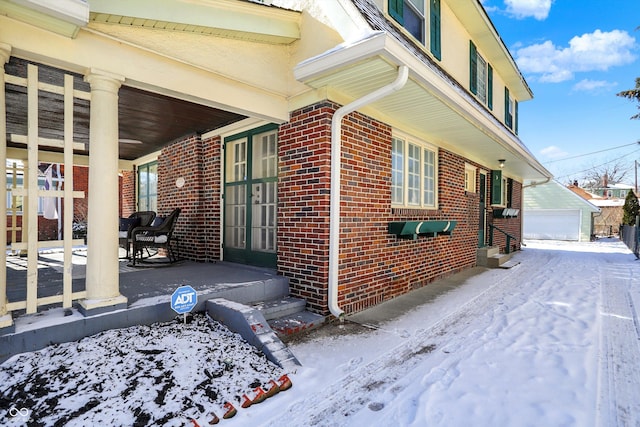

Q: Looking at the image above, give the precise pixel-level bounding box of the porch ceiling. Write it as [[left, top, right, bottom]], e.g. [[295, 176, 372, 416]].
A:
[[295, 33, 552, 182], [4, 57, 247, 161]]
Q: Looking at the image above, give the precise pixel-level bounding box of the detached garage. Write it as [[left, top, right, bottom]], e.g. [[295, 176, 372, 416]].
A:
[[523, 181, 600, 242]]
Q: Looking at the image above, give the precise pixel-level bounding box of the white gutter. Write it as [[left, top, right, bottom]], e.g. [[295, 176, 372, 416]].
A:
[[328, 64, 409, 320]]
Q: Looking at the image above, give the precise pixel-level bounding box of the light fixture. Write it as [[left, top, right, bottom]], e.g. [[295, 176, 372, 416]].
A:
[[499, 159, 506, 168], [119, 139, 143, 144]]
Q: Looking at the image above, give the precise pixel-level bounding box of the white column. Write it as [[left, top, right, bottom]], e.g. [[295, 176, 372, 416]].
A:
[[79, 68, 127, 315], [0, 43, 12, 329]]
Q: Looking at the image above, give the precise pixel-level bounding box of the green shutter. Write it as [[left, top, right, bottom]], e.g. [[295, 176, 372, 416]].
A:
[[389, 0, 403, 24], [514, 100, 519, 134], [491, 170, 502, 205], [504, 87, 512, 128], [430, 0, 441, 60], [487, 64, 493, 110], [469, 41, 477, 95]]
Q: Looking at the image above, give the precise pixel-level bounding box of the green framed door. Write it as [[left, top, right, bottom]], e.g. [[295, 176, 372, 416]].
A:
[[223, 125, 278, 268]]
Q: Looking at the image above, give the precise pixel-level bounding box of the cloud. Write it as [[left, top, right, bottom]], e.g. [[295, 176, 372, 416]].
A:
[[572, 79, 617, 93], [504, 0, 552, 20], [540, 146, 569, 159], [515, 30, 637, 82]]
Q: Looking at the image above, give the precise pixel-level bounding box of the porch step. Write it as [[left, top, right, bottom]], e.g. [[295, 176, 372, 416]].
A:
[[252, 297, 326, 338], [499, 259, 521, 269], [477, 246, 517, 268], [252, 297, 307, 321], [487, 252, 512, 268]]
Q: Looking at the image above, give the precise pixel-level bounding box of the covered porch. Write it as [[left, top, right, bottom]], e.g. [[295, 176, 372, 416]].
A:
[[2, 247, 293, 363], [1, 0, 300, 330]]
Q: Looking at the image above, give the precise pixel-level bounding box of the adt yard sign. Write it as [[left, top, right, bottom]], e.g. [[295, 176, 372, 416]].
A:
[[171, 285, 197, 315]]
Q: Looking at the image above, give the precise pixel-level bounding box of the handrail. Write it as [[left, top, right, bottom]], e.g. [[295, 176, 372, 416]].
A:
[[488, 224, 517, 254]]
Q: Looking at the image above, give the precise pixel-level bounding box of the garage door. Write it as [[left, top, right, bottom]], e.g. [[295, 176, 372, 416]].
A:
[[523, 209, 581, 241]]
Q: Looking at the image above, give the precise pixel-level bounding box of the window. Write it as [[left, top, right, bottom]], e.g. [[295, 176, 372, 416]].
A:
[[464, 163, 476, 193], [504, 87, 518, 132], [469, 41, 493, 109], [6, 163, 63, 215], [491, 170, 512, 207], [138, 161, 158, 212], [389, 0, 441, 59], [391, 135, 437, 208]]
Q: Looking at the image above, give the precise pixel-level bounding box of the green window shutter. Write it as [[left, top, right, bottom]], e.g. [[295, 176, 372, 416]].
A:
[[487, 64, 493, 110], [491, 170, 502, 205], [430, 0, 441, 60], [514, 100, 519, 134], [504, 87, 512, 128], [389, 0, 403, 24], [469, 41, 478, 95]]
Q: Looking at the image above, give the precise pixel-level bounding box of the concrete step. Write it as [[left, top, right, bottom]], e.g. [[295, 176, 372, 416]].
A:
[[486, 252, 513, 268], [251, 296, 326, 339], [477, 246, 500, 267], [499, 259, 521, 269], [268, 310, 326, 338], [251, 297, 306, 321]]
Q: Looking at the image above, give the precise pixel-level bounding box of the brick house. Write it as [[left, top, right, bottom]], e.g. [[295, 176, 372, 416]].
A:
[[1, 0, 551, 327]]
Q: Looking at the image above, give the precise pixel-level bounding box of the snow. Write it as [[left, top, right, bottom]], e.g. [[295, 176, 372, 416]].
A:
[[2, 238, 640, 426]]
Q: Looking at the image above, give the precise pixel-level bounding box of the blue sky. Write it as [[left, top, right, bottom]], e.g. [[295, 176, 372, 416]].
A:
[[482, 0, 640, 185]]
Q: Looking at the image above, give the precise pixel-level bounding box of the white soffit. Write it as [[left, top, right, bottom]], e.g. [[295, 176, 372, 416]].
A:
[[0, 0, 89, 37], [87, 0, 300, 45], [295, 32, 551, 181]]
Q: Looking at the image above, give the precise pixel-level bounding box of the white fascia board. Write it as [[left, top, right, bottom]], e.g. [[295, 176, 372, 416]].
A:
[[9, 0, 89, 26], [88, 0, 300, 42], [294, 31, 552, 181]]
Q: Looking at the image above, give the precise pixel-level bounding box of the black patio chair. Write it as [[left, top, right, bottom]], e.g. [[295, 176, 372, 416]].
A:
[[131, 208, 181, 266], [119, 211, 156, 259]]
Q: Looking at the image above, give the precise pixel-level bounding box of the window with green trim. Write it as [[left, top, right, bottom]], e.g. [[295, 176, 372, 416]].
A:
[[504, 87, 518, 132], [138, 161, 158, 212], [391, 135, 437, 208], [470, 41, 493, 109], [388, 0, 441, 59]]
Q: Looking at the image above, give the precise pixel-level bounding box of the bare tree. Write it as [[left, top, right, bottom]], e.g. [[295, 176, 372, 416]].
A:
[[581, 158, 632, 191]]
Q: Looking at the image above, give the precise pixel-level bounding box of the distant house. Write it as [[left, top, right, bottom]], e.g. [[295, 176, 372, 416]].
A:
[[569, 183, 634, 237], [1, 0, 552, 329], [523, 180, 600, 242]]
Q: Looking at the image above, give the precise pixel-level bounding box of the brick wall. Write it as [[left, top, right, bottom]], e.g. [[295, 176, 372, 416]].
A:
[[158, 134, 220, 262], [489, 179, 523, 252], [120, 170, 136, 217], [278, 101, 489, 316], [278, 102, 333, 313]]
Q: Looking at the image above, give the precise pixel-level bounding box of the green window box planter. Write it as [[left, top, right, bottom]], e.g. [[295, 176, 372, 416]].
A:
[[388, 220, 457, 240]]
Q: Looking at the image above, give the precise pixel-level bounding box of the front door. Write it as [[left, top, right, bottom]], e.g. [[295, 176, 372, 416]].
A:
[[479, 171, 487, 247], [223, 125, 278, 268]]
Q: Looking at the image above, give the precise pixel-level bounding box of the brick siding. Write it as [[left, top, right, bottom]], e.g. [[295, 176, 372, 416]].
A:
[[278, 101, 520, 316]]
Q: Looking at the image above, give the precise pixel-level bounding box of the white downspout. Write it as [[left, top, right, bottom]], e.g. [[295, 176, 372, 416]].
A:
[[328, 65, 409, 320]]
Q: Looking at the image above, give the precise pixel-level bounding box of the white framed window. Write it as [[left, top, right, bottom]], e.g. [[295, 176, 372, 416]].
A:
[[391, 134, 437, 208], [464, 163, 477, 193]]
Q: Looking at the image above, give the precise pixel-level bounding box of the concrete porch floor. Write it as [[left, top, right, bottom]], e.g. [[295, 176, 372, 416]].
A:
[[2, 248, 291, 362]]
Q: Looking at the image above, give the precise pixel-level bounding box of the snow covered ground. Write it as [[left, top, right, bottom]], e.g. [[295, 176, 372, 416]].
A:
[[2, 238, 639, 426]]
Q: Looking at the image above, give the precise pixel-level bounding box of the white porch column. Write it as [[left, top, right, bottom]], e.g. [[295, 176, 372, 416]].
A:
[[0, 43, 12, 330], [79, 68, 127, 315]]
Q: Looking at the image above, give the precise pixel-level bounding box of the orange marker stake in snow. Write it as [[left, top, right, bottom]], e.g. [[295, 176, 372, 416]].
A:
[[223, 402, 237, 419], [278, 374, 293, 391], [265, 380, 280, 398], [252, 387, 267, 404]]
